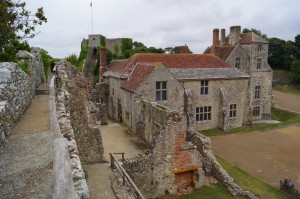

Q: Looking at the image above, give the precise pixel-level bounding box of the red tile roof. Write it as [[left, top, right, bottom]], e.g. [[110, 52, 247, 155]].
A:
[[121, 62, 160, 92], [107, 60, 128, 76], [203, 46, 235, 61], [240, 32, 269, 44]]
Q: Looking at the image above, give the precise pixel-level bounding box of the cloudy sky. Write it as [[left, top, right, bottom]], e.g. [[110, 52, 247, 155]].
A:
[[26, 0, 300, 58]]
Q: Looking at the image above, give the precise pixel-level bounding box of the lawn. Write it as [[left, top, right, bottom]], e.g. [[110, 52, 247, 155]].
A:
[[273, 85, 300, 97], [216, 156, 291, 199], [201, 108, 300, 136], [156, 157, 291, 199]]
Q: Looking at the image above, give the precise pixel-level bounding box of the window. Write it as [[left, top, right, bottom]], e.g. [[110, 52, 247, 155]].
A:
[[257, 58, 262, 69], [258, 44, 262, 51], [196, 106, 211, 121], [235, 57, 241, 69], [254, 86, 261, 99], [230, 104, 237, 118], [253, 106, 260, 116], [156, 81, 167, 101], [200, 80, 208, 95]]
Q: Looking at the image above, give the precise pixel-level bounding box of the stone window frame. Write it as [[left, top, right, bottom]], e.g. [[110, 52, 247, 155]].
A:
[[155, 81, 167, 101], [256, 58, 262, 69], [258, 44, 262, 51], [235, 57, 241, 69], [253, 106, 260, 117], [229, 104, 237, 118], [200, 80, 209, 95], [195, 106, 211, 122], [254, 86, 261, 99]]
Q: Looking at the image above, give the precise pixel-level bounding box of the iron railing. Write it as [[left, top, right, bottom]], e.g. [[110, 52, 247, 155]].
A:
[[109, 153, 146, 199]]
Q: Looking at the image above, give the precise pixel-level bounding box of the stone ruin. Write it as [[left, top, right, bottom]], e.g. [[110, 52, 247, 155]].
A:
[[112, 100, 258, 199]]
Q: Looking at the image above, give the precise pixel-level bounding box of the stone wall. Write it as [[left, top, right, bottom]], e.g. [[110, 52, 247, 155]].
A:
[[122, 101, 204, 198], [186, 130, 258, 199], [55, 60, 104, 164], [91, 82, 109, 124], [273, 74, 290, 85], [0, 48, 45, 146]]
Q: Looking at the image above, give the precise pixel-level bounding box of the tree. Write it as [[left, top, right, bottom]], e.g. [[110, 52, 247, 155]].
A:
[[0, 0, 47, 61], [288, 59, 300, 83]]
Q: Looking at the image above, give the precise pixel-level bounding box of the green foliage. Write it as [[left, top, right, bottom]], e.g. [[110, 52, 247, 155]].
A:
[[121, 38, 133, 55], [0, 0, 47, 62], [17, 62, 29, 73], [201, 108, 300, 136], [114, 44, 120, 55], [40, 49, 52, 79], [165, 46, 193, 54], [66, 53, 78, 66], [133, 41, 145, 48], [288, 59, 300, 83], [100, 35, 106, 48]]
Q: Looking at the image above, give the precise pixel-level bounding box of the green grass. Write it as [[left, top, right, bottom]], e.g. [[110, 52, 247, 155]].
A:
[[216, 156, 291, 199], [156, 183, 247, 199], [273, 69, 289, 75], [201, 108, 300, 136], [274, 85, 300, 97]]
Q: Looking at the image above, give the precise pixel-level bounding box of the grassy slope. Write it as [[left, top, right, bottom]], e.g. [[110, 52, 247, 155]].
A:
[[202, 108, 300, 136], [274, 85, 300, 97], [216, 156, 291, 199]]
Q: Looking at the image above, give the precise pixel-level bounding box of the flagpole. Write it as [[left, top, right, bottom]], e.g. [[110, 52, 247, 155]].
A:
[[90, 1, 93, 34]]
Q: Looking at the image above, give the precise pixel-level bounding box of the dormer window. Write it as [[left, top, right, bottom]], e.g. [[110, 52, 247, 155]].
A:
[[257, 58, 262, 69], [235, 57, 241, 69]]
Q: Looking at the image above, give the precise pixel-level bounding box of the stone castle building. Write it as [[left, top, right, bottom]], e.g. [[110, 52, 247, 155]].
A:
[[204, 25, 273, 121]]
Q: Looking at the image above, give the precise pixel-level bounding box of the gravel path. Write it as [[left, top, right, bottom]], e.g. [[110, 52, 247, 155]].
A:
[[0, 91, 53, 199], [84, 120, 144, 199]]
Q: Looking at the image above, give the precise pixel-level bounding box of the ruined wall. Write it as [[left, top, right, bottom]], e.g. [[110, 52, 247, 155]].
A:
[[0, 48, 45, 146], [106, 38, 123, 55], [91, 82, 109, 124], [183, 78, 250, 131], [123, 101, 203, 198], [55, 60, 104, 164], [186, 130, 257, 199]]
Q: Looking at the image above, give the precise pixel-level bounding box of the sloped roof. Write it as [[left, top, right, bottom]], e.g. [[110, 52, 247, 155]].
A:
[[203, 46, 235, 61], [103, 60, 128, 78], [121, 62, 160, 92], [169, 68, 250, 80], [240, 32, 269, 44]]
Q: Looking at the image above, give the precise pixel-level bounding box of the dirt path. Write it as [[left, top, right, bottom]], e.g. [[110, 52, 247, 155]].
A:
[[0, 90, 53, 199], [273, 90, 300, 114], [211, 124, 300, 189], [84, 120, 144, 199]]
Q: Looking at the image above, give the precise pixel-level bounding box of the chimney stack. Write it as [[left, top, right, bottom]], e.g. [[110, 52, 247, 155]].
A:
[[220, 29, 225, 46], [182, 44, 189, 54], [213, 28, 220, 45], [229, 26, 241, 45], [99, 48, 107, 77]]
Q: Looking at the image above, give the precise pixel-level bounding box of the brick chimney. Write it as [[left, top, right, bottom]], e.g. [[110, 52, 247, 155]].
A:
[[229, 26, 241, 45], [99, 48, 107, 77], [182, 44, 189, 54], [220, 29, 225, 46], [213, 28, 220, 45]]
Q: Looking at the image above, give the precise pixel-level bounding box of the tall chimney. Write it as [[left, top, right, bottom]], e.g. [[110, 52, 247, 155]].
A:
[[213, 28, 220, 45], [182, 44, 189, 54], [229, 26, 241, 45], [220, 29, 225, 46], [99, 48, 107, 77]]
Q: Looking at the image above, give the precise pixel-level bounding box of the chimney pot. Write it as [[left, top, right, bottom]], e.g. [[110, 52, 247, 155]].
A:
[[182, 45, 189, 54]]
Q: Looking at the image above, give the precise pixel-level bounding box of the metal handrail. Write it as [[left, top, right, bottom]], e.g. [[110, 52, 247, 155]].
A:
[[110, 153, 146, 199]]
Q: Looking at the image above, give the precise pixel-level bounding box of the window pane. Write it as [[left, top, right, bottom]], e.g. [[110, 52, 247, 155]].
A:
[[200, 114, 203, 121], [208, 106, 211, 112], [162, 90, 167, 100], [162, 81, 167, 89], [156, 82, 160, 89], [204, 107, 207, 112], [204, 113, 207, 120], [205, 87, 208, 94], [196, 107, 199, 113], [156, 91, 161, 101], [208, 113, 211, 120], [201, 81, 204, 86], [200, 107, 203, 112], [200, 87, 204, 94]]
